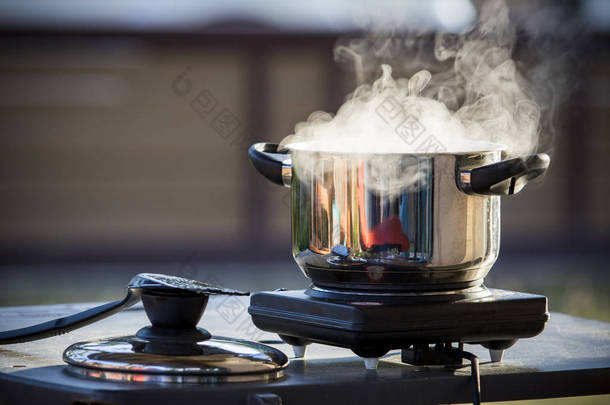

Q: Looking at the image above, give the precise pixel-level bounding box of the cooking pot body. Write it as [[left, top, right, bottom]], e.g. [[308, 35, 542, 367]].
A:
[[290, 150, 501, 291]]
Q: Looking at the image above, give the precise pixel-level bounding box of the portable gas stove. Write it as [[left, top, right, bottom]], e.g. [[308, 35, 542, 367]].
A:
[[1, 278, 609, 405], [249, 285, 549, 370]]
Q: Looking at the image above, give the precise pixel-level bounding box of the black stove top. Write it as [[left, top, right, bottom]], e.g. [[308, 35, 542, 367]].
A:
[[249, 287, 549, 369]]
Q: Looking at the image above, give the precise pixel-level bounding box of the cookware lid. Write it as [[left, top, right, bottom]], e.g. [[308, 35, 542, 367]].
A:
[[63, 335, 288, 383]]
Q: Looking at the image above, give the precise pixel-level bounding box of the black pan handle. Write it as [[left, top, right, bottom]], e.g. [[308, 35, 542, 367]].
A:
[[0, 290, 141, 344], [248, 143, 292, 187], [458, 153, 550, 196]]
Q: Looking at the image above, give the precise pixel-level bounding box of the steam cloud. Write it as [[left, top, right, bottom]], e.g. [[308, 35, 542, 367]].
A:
[[281, 0, 541, 158], [279, 0, 577, 194]]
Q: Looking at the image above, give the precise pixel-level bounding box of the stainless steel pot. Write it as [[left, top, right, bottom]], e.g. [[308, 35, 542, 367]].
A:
[[249, 142, 549, 292]]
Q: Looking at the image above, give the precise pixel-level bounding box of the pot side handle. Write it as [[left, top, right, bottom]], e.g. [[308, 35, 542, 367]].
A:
[[248, 143, 292, 187], [458, 153, 550, 196]]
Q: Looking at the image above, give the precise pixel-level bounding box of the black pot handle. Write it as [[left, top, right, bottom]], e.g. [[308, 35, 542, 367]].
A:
[[248, 143, 292, 187], [458, 153, 550, 196]]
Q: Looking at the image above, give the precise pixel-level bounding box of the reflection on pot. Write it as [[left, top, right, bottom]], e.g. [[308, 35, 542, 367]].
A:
[[249, 142, 549, 292]]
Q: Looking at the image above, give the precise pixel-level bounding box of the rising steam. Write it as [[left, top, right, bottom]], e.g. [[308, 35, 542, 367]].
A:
[[280, 0, 542, 158]]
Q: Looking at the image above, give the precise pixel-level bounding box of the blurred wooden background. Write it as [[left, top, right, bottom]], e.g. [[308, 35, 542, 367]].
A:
[[0, 34, 608, 264]]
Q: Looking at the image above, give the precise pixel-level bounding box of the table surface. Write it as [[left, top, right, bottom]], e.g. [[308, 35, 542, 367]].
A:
[[0, 296, 609, 405]]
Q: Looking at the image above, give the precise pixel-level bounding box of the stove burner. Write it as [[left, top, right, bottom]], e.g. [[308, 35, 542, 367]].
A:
[[249, 288, 549, 369], [249, 287, 548, 405]]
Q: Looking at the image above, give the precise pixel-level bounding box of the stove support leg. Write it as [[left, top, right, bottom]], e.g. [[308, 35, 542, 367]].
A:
[[489, 349, 504, 363], [292, 345, 307, 358], [352, 348, 388, 370], [278, 335, 310, 359], [481, 339, 517, 363], [362, 357, 379, 370]]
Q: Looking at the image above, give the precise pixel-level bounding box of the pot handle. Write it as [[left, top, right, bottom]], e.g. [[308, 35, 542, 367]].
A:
[[458, 153, 550, 196], [248, 143, 292, 187]]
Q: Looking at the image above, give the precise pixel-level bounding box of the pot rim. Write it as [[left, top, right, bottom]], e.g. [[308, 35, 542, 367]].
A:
[[282, 141, 506, 156]]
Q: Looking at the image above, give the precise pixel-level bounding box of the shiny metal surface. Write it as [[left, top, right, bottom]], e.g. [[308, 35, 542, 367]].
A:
[[63, 335, 288, 383], [289, 149, 502, 291], [65, 365, 284, 383], [281, 157, 293, 187]]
